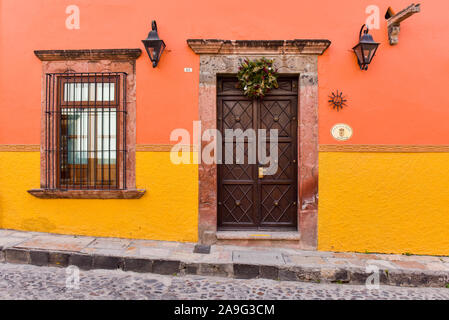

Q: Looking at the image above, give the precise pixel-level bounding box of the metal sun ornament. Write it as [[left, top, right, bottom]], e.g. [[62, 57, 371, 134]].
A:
[[328, 90, 347, 111]]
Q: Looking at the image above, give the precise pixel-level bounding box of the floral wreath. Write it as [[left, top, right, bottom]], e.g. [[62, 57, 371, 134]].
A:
[[237, 58, 279, 98]]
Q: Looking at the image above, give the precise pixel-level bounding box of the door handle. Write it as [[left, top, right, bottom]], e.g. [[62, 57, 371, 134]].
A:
[[258, 167, 264, 179]]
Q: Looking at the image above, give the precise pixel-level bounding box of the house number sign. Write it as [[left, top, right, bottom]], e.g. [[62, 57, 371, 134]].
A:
[[331, 124, 353, 141]]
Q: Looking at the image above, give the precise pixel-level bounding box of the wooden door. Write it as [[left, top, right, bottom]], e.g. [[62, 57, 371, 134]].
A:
[[217, 76, 298, 230]]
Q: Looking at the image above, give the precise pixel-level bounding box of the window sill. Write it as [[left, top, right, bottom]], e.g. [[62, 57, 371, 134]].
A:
[[27, 189, 146, 199]]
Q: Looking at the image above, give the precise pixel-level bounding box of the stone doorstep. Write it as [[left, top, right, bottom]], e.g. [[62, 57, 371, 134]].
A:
[[216, 232, 302, 249], [216, 231, 301, 241], [14, 235, 95, 252], [1, 246, 449, 288]]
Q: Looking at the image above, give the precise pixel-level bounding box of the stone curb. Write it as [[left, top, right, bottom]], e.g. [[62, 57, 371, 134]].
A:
[[1, 247, 448, 288]]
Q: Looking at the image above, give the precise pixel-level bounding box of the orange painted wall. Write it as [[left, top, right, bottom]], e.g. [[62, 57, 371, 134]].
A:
[[1, 0, 448, 146]]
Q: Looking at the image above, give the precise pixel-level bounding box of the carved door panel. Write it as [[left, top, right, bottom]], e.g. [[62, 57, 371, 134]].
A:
[[217, 76, 298, 230]]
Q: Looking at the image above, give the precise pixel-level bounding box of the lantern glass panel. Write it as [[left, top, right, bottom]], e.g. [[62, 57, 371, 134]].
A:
[[363, 43, 378, 64], [353, 44, 363, 64], [143, 40, 166, 64]]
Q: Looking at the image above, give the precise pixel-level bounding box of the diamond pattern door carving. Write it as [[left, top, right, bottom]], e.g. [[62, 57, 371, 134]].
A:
[[217, 76, 298, 230]]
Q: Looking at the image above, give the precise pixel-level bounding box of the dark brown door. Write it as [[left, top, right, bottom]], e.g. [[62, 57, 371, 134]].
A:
[[217, 76, 298, 230]]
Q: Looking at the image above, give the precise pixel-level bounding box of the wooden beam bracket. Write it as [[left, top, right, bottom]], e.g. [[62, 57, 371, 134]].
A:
[[387, 3, 421, 45]]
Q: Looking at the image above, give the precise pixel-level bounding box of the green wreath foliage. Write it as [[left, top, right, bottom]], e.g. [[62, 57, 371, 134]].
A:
[[237, 58, 279, 98]]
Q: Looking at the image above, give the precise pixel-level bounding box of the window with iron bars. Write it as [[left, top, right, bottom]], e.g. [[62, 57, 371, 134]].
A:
[[45, 72, 127, 190]]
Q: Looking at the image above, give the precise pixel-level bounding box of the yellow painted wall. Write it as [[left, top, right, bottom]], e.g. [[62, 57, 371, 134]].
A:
[[0, 152, 198, 242], [4, 150, 449, 255], [318, 152, 449, 256]]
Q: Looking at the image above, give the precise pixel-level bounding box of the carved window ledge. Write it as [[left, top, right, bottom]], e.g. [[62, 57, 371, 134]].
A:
[[34, 49, 142, 61], [28, 189, 146, 199], [187, 39, 331, 55]]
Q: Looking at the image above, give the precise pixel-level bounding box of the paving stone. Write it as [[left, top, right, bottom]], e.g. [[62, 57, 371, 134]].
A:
[[284, 255, 326, 266], [152, 260, 180, 275], [181, 254, 205, 264], [81, 247, 127, 257], [209, 245, 226, 254], [380, 254, 409, 261], [232, 251, 284, 265], [0, 237, 27, 248], [288, 266, 322, 282], [326, 258, 350, 266], [5, 249, 30, 264], [87, 238, 131, 250], [123, 246, 140, 257], [123, 258, 152, 273], [16, 236, 93, 252], [218, 252, 232, 262], [363, 259, 398, 270], [333, 252, 355, 259], [233, 264, 259, 279], [197, 263, 232, 277], [349, 268, 389, 285], [183, 263, 199, 275], [69, 254, 93, 270], [388, 270, 449, 287], [347, 270, 368, 285], [260, 266, 279, 280], [345, 258, 368, 268], [0, 230, 14, 237], [332, 269, 350, 283], [405, 255, 442, 263], [169, 252, 205, 264], [393, 260, 426, 270], [133, 240, 179, 248], [29, 250, 49, 266], [139, 247, 171, 259], [177, 242, 196, 251], [198, 253, 222, 264], [278, 269, 297, 281], [8, 232, 34, 238], [320, 267, 337, 279], [423, 262, 449, 272], [48, 252, 70, 268], [280, 248, 333, 257], [129, 240, 160, 248], [92, 255, 124, 270], [354, 253, 380, 260]]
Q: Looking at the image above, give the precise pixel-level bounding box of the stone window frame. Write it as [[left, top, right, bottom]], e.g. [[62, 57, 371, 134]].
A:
[[28, 49, 145, 199], [188, 39, 331, 249]]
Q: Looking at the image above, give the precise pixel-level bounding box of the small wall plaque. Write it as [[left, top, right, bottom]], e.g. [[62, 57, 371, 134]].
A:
[[331, 124, 353, 141]]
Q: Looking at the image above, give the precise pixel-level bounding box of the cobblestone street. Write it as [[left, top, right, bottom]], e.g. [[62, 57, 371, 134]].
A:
[[0, 263, 448, 300]]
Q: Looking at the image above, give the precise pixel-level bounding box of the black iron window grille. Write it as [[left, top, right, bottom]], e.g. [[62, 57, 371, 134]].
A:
[[44, 72, 127, 190]]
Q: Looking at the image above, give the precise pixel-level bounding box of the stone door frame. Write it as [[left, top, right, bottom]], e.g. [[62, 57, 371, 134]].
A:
[[187, 39, 331, 249]]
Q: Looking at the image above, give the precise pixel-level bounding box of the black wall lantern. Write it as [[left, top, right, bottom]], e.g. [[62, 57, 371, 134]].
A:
[[142, 20, 166, 68], [352, 24, 380, 71]]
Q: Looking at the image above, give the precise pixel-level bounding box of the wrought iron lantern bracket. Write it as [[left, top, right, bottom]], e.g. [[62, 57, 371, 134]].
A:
[[142, 20, 166, 68], [352, 24, 380, 71]]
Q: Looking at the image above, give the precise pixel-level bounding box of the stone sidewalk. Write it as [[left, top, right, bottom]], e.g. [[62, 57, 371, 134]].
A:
[[0, 229, 448, 288]]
